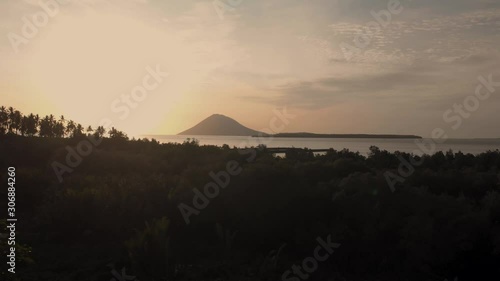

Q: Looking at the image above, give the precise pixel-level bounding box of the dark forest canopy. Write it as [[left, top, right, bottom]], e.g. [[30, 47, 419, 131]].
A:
[[1, 131, 499, 281]]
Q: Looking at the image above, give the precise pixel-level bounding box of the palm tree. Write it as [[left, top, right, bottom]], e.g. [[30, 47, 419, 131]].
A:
[[53, 121, 65, 138], [57, 115, 66, 137], [20, 115, 28, 136], [66, 120, 75, 137], [108, 127, 128, 140], [39, 116, 49, 137], [86, 125, 94, 136], [94, 126, 106, 139], [73, 123, 84, 138], [12, 110, 22, 134], [40, 115, 58, 137], [0, 106, 7, 135], [26, 113, 39, 136], [34, 114, 40, 135], [7, 107, 15, 134]]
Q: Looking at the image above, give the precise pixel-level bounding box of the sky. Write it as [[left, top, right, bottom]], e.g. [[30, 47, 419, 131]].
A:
[[1, 0, 500, 138]]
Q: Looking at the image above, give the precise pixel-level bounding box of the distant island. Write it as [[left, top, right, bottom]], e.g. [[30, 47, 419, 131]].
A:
[[256, 132, 422, 139], [179, 114, 422, 139], [178, 114, 263, 136]]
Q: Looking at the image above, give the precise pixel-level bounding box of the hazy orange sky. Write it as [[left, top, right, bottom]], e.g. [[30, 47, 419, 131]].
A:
[[1, 0, 500, 137]]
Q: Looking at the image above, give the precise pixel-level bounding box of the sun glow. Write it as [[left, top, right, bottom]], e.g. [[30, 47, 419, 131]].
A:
[[24, 9, 205, 135]]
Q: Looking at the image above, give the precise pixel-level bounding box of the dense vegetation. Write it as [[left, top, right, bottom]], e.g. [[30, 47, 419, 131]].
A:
[[1, 108, 500, 281]]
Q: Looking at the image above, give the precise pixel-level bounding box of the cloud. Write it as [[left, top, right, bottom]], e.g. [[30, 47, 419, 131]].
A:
[[245, 48, 500, 110]]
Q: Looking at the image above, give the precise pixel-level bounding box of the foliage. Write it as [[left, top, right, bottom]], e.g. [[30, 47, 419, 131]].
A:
[[1, 133, 499, 280], [126, 217, 172, 280]]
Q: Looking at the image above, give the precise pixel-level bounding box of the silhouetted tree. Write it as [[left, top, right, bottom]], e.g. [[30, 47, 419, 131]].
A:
[[108, 127, 128, 140], [20, 115, 28, 136], [56, 115, 66, 137], [53, 121, 65, 138], [39, 115, 54, 137], [65, 120, 75, 137], [86, 125, 94, 136], [73, 123, 84, 138], [94, 126, 106, 139], [25, 114, 39, 136], [7, 106, 15, 134], [7, 107, 22, 134], [0, 106, 8, 135]]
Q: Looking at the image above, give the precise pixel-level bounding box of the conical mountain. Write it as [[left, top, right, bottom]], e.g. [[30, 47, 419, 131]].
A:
[[178, 114, 263, 136]]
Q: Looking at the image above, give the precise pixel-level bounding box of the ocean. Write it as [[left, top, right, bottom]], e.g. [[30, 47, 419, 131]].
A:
[[142, 135, 500, 156]]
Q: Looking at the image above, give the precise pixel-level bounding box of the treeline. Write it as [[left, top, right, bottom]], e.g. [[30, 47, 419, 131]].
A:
[[0, 105, 127, 139], [1, 110, 500, 280]]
